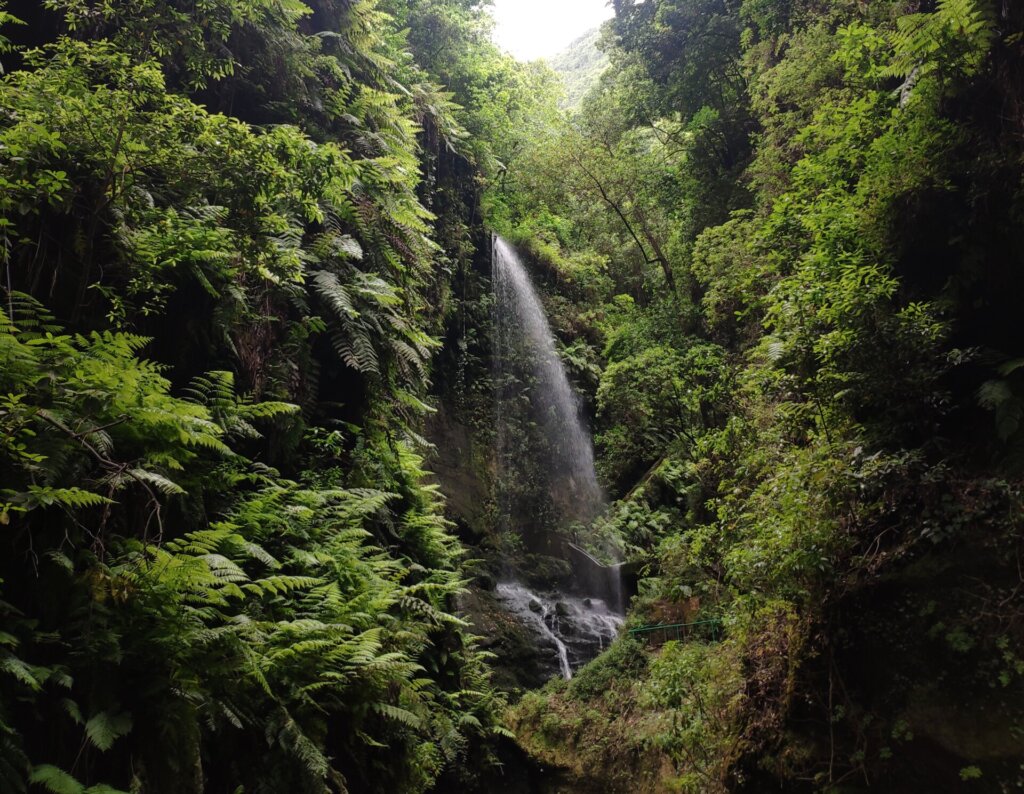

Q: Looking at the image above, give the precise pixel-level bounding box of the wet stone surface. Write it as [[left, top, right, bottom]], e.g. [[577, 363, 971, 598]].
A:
[[496, 582, 623, 680]]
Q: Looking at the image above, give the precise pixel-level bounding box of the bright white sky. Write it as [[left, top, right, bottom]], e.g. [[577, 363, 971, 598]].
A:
[[490, 0, 614, 61]]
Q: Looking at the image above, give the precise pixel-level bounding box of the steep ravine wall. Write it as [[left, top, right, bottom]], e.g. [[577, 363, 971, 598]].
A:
[[425, 402, 496, 541], [425, 226, 498, 541]]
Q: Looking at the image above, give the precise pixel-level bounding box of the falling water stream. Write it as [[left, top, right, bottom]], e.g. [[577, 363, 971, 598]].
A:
[[491, 236, 624, 679], [492, 236, 604, 523]]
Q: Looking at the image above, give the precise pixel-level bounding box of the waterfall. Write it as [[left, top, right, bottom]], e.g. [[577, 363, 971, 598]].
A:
[[491, 235, 625, 679], [492, 235, 604, 526], [497, 583, 574, 680]]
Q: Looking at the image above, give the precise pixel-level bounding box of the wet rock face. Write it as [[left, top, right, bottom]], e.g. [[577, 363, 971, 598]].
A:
[[496, 582, 623, 681], [424, 405, 495, 541], [457, 587, 563, 689], [555, 597, 623, 671]]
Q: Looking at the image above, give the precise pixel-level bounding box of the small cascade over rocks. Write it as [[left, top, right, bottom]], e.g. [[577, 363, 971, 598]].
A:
[[496, 583, 623, 680], [490, 235, 625, 679]]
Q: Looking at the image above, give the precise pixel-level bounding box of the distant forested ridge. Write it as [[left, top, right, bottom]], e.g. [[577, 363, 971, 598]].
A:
[[547, 28, 609, 109]]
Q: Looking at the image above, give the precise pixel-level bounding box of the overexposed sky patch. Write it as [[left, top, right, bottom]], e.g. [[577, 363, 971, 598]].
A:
[[490, 0, 613, 61]]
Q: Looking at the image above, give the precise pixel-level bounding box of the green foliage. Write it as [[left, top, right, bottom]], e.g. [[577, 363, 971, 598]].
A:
[[884, 0, 995, 83], [566, 636, 647, 703], [0, 0, 512, 790], [546, 28, 609, 110], [43, 0, 312, 89], [596, 341, 727, 489], [0, 295, 507, 791], [494, 0, 1024, 789], [29, 765, 129, 794], [642, 639, 744, 792], [4, 0, 1024, 789]]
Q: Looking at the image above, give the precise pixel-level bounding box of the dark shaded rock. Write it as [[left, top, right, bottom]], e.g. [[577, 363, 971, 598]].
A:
[[520, 553, 572, 590], [424, 405, 494, 539], [429, 732, 572, 794], [476, 572, 497, 591], [456, 587, 560, 690]]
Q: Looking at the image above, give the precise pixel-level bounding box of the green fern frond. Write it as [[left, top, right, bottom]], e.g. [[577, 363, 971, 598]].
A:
[[127, 468, 184, 496], [372, 703, 422, 730], [23, 486, 114, 510], [84, 711, 132, 752], [28, 765, 84, 794]]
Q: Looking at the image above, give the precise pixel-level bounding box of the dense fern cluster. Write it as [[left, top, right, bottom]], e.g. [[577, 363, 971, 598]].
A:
[[0, 0, 521, 791], [0, 295, 505, 793]]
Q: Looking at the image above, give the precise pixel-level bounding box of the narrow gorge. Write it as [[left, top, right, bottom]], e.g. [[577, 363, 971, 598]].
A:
[[2, 0, 1024, 792]]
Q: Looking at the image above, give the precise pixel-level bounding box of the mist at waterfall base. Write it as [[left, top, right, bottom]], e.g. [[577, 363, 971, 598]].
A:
[[490, 236, 624, 679]]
